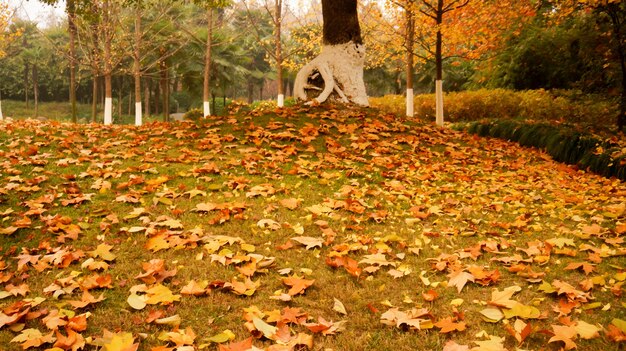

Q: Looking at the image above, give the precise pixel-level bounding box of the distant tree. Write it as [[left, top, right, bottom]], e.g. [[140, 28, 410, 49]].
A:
[[550, 0, 625, 131]]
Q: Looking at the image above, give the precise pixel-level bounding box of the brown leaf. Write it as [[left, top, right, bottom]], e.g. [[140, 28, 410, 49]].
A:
[[282, 276, 315, 296]]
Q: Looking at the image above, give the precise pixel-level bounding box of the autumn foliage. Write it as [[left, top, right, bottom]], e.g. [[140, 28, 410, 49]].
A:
[[0, 104, 625, 350]]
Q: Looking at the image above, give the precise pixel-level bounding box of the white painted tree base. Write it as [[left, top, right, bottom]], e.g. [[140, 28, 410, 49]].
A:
[[294, 42, 369, 106], [203, 101, 211, 118], [0, 99, 3, 121], [406, 88, 414, 117], [135, 102, 142, 126], [277, 94, 284, 108], [104, 98, 113, 125], [435, 80, 444, 126]]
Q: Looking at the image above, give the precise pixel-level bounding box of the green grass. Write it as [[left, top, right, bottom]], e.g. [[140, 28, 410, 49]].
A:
[[0, 103, 625, 350]]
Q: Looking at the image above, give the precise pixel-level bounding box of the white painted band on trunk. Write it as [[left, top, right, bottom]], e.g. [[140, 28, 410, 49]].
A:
[[0, 99, 3, 121], [135, 102, 142, 126], [277, 94, 284, 108], [435, 80, 444, 126], [203, 101, 211, 118], [406, 88, 414, 117], [104, 97, 113, 125]]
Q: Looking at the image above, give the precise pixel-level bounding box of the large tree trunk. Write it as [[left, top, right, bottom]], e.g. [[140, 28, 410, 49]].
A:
[[103, 0, 113, 125], [67, 0, 78, 123], [133, 7, 143, 126], [203, 8, 214, 118], [294, 0, 368, 106], [275, 0, 284, 107]]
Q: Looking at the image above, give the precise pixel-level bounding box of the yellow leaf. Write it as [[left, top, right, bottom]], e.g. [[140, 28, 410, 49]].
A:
[[333, 298, 347, 315], [575, 320, 600, 339], [479, 308, 504, 323], [126, 293, 147, 310], [252, 317, 277, 340], [207, 330, 236, 343], [103, 332, 138, 351], [145, 284, 181, 305]]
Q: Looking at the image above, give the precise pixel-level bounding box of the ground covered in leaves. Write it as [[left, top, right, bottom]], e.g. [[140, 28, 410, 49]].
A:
[[0, 105, 625, 351]]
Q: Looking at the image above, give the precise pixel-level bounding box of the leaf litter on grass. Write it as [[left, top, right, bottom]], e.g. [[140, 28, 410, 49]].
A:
[[0, 105, 625, 350]]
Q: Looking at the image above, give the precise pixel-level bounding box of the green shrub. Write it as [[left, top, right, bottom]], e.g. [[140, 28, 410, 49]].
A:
[[183, 108, 204, 121], [370, 89, 617, 129]]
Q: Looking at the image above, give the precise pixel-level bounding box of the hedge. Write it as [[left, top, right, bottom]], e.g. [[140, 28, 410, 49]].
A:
[[461, 120, 626, 181]]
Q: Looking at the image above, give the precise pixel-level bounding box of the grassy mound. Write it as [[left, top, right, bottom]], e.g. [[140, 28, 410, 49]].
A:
[[0, 104, 624, 350]]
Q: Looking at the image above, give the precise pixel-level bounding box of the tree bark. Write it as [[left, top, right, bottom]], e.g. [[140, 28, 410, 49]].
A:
[[103, 0, 113, 125], [203, 8, 214, 117], [134, 6, 143, 126], [24, 62, 29, 108], [67, 0, 78, 123], [607, 4, 626, 132], [435, 0, 444, 126], [294, 0, 368, 106], [33, 65, 38, 118], [406, 4, 415, 117], [275, 0, 284, 107]]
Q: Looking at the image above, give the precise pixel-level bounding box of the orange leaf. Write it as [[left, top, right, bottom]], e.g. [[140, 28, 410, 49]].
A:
[[434, 317, 466, 333], [282, 277, 315, 296]]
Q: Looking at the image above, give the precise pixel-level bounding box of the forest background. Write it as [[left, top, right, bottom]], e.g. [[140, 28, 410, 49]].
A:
[[0, 0, 624, 130]]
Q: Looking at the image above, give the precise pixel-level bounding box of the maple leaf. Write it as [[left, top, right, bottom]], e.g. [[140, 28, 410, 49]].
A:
[[96, 330, 139, 351], [435, 317, 466, 333], [67, 291, 106, 309], [549, 324, 578, 350], [564, 262, 595, 275], [505, 319, 533, 344], [145, 284, 181, 305], [161, 327, 196, 346], [54, 328, 86, 351], [291, 236, 323, 250], [359, 253, 397, 267], [10, 328, 56, 349], [180, 280, 209, 296], [224, 278, 260, 296], [488, 285, 521, 309], [283, 276, 315, 296], [279, 198, 301, 210], [305, 317, 345, 335], [443, 340, 470, 351], [90, 243, 116, 261], [447, 270, 475, 293], [218, 337, 253, 351], [471, 335, 507, 351]]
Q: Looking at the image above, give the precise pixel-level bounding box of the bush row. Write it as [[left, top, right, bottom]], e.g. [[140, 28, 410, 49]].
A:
[[370, 89, 617, 128], [460, 120, 626, 181]]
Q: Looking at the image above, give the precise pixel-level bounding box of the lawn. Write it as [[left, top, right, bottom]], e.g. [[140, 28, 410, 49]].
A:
[[0, 103, 625, 351]]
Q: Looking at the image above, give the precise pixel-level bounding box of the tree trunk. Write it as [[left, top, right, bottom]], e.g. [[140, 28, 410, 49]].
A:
[[33, 65, 38, 117], [144, 77, 150, 118], [406, 4, 415, 117], [103, 0, 113, 125], [275, 0, 284, 107], [160, 47, 169, 122], [67, 0, 78, 123], [435, 0, 444, 126], [203, 8, 214, 117], [24, 62, 29, 108], [608, 5, 626, 132], [91, 76, 98, 122], [134, 7, 143, 126], [294, 0, 368, 106]]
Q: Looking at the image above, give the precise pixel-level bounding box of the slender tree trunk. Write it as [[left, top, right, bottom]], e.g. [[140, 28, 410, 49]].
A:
[[0, 91, 4, 120], [144, 77, 150, 118], [117, 76, 123, 118], [133, 7, 143, 126], [406, 4, 415, 117], [33, 65, 38, 117], [103, 0, 113, 125], [24, 62, 29, 108], [275, 0, 284, 107], [435, 0, 444, 126], [203, 8, 214, 117], [160, 47, 169, 122], [154, 78, 160, 116], [608, 5, 626, 132], [91, 76, 98, 122], [67, 0, 78, 123]]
